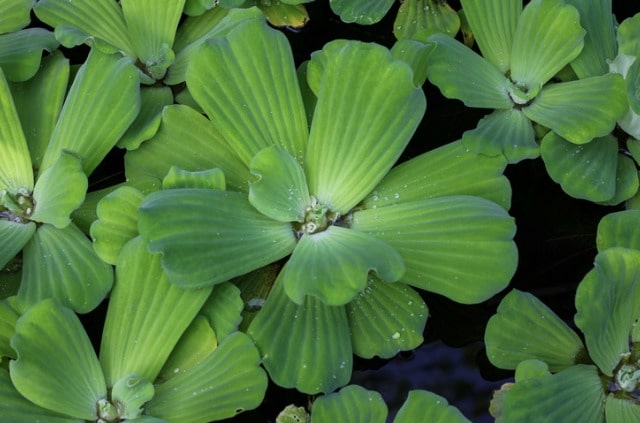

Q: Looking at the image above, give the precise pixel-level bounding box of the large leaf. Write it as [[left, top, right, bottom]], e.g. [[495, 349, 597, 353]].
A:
[[346, 277, 427, 359], [146, 332, 268, 422], [247, 273, 353, 394], [352, 196, 517, 304], [312, 385, 387, 423], [0, 67, 32, 192], [10, 299, 106, 420], [460, 0, 520, 73], [0, 28, 59, 82], [305, 40, 425, 214], [38, 48, 140, 176], [394, 390, 471, 423], [0, 219, 34, 270], [0, 0, 33, 33], [426, 33, 512, 109], [187, 15, 308, 166], [138, 189, 297, 289], [510, 0, 584, 88], [484, 290, 584, 372], [18, 223, 113, 313], [596, 210, 640, 252]]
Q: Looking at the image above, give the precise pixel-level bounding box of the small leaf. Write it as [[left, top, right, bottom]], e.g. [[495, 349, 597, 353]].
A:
[[30, 151, 88, 229], [596, 210, 640, 252], [394, 390, 471, 423], [249, 146, 310, 223], [110, 374, 154, 420], [162, 166, 226, 190], [117, 85, 174, 150], [10, 299, 106, 420], [198, 282, 244, 342], [0, 219, 35, 270], [184, 0, 217, 16], [248, 273, 353, 394], [391, 39, 432, 87], [0, 0, 33, 33], [0, 28, 59, 82], [394, 0, 461, 42], [259, 2, 308, 29], [282, 226, 405, 306], [617, 13, 640, 57], [329, 0, 394, 25], [312, 385, 387, 423]]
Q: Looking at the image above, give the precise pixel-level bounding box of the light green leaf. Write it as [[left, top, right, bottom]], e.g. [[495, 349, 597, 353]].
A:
[[8, 50, 68, 172], [259, 1, 309, 29], [198, 282, 244, 342], [0, 67, 32, 193], [391, 39, 432, 87], [352, 196, 517, 304], [146, 332, 268, 422], [575, 248, 640, 376], [363, 140, 511, 211], [346, 277, 427, 359], [0, 219, 34, 270], [462, 108, 539, 164], [0, 296, 20, 361], [501, 365, 605, 423], [617, 13, 640, 57], [10, 299, 106, 420], [18, 223, 113, 313], [394, 390, 471, 423], [117, 86, 174, 150], [248, 273, 352, 394], [605, 396, 640, 422], [510, 0, 584, 88], [597, 154, 639, 206], [162, 167, 226, 190], [125, 105, 249, 192], [277, 405, 309, 423], [625, 55, 640, 116], [0, 367, 83, 422], [0, 0, 33, 33], [305, 40, 425, 214], [514, 359, 551, 381], [184, 0, 217, 16], [312, 385, 387, 423], [139, 189, 297, 289], [460, 0, 520, 73], [394, 0, 460, 42], [329, 0, 394, 25], [90, 186, 144, 265], [0, 28, 59, 82], [524, 74, 626, 144], [187, 15, 308, 166], [100, 237, 211, 386], [39, 48, 140, 176], [34, 0, 135, 56], [249, 146, 310, 223], [30, 151, 87, 229], [426, 33, 512, 109], [540, 132, 618, 202], [121, 0, 184, 81], [484, 290, 584, 372], [111, 374, 154, 420], [282, 226, 405, 306], [596, 210, 640, 252]]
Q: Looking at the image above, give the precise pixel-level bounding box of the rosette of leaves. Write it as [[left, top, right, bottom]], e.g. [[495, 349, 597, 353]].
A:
[[0, 47, 140, 312], [135, 14, 517, 393], [425, 0, 627, 184], [484, 210, 640, 422], [0, 234, 267, 422], [276, 384, 470, 422]]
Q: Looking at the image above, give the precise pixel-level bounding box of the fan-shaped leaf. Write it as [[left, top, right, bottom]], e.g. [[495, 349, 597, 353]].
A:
[[0, 219, 34, 270], [605, 396, 640, 422], [391, 39, 432, 87], [117, 85, 174, 150], [597, 154, 639, 206], [394, 0, 460, 42], [596, 210, 640, 252], [198, 282, 244, 342], [0, 28, 59, 82], [329, 0, 394, 25], [312, 385, 387, 423], [0, 0, 33, 33], [617, 13, 640, 57], [395, 390, 471, 423]]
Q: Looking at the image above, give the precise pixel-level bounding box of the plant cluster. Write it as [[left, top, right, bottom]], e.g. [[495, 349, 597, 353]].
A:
[[0, 0, 639, 421]]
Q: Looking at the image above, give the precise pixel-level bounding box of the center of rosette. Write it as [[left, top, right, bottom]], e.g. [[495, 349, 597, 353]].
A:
[[294, 196, 341, 237], [0, 188, 34, 223]]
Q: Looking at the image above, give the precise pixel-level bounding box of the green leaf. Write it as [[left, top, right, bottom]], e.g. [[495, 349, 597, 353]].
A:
[[282, 226, 405, 306], [249, 146, 310, 223], [484, 290, 584, 372], [514, 359, 551, 381], [184, 0, 217, 16], [0, 0, 33, 33], [146, 332, 268, 422], [117, 86, 174, 150], [162, 167, 225, 190], [391, 39, 432, 87], [312, 385, 387, 423], [30, 151, 87, 229], [524, 74, 626, 144], [100, 237, 211, 386], [259, 1, 309, 29], [305, 40, 425, 214], [329, 0, 394, 25], [394, 0, 461, 42], [90, 186, 144, 265], [10, 299, 106, 420], [111, 374, 154, 420], [363, 140, 512, 211], [0, 297, 20, 361], [18, 223, 113, 313], [352, 196, 517, 304], [575, 248, 640, 376], [426, 33, 512, 109], [8, 51, 68, 173], [346, 277, 427, 359], [605, 396, 640, 422], [138, 189, 297, 289], [0, 67, 32, 193], [460, 0, 520, 73], [617, 13, 640, 57], [197, 282, 244, 342], [596, 210, 640, 252], [247, 273, 352, 394], [121, 0, 184, 81], [462, 108, 539, 164], [501, 365, 605, 423], [125, 105, 249, 192], [510, 0, 584, 88], [540, 132, 619, 202], [39, 48, 140, 176], [625, 55, 640, 116], [394, 390, 471, 423], [187, 15, 308, 166], [598, 154, 639, 206], [0, 219, 34, 270], [0, 28, 59, 82], [34, 0, 136, 56]]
